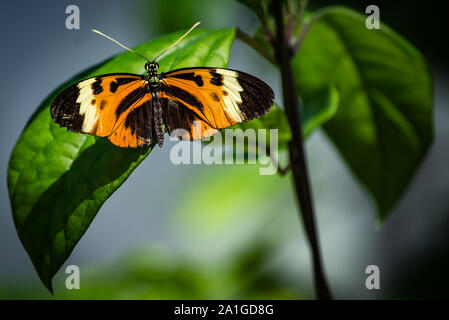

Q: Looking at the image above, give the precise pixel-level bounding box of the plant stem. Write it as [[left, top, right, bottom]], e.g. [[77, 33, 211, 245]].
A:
[[268, 150, 293, 176], [273, 0, 332, 300]]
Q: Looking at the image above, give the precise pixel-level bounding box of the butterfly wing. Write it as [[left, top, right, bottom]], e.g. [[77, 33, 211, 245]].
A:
[[50, 74, 154, 148], [160, 67, 274, 139], [51, 68, 274, 146], [160, 97, 219, 140]]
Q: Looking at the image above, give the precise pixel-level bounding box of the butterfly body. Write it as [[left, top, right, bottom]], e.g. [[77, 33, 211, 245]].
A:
[[51, 62, 274, 148]]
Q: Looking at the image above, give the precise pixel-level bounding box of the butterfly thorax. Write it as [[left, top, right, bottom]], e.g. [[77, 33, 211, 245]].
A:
[[145, 61, 161, 89]]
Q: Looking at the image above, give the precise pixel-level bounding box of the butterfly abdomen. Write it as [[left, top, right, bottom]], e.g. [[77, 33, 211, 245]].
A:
[[153, 98, 165, 147]]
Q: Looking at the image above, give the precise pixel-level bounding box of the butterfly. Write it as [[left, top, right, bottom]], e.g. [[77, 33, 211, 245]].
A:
[[50, 24, 274, 148]]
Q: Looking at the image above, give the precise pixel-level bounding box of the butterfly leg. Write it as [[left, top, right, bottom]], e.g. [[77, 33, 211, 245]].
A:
[[153, 96, 165, 147]]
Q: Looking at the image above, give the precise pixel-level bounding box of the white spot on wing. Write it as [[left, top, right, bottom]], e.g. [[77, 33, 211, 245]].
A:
[[217, 69, 245, 122], [76, 78, 98, 132]]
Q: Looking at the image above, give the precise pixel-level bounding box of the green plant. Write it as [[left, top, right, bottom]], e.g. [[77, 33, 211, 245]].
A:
[[7, 0, 433, 298]]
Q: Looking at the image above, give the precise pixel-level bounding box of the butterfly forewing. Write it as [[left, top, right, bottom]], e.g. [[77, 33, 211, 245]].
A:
[[51, 74, 154, 148]]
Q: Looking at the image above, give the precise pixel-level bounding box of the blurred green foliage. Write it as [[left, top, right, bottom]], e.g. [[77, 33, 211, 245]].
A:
[[0, 246, 303, 299], [253, 5, 433, 219], [2, 164, 305, 299], [293, 7, 433, 218], [0, 246, 305, 299]]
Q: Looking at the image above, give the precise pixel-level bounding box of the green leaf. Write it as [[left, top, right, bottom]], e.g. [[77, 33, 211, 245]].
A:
[[293, 7, 433, 219], [301, 86, 339, 139], [7, 28, 236, 292]]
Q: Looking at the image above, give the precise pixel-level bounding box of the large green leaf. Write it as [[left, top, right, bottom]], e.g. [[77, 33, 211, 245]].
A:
[[293, 7, 433, 219], [7, 28, 236, 292]]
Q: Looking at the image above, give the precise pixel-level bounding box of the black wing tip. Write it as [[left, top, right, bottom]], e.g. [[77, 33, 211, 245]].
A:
[[236, 74, 275, 122], [49, 83, 86, 132]]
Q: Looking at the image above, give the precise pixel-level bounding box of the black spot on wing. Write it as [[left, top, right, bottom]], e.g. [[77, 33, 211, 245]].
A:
[[110, 82, 118, 93], [110, 77, 139, 93], [169, 72, 204, 87], [163, 84, 204, 111], [92, 78, 103, 95], [50, 83, 85, 132], [210, 92, 220, 102], [209, 71, 223, 86], [115, 86, 147, 119]]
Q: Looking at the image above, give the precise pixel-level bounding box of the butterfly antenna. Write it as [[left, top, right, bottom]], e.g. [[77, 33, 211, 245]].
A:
[[152, 21, 201, 62], [92, 29, 150, 62]]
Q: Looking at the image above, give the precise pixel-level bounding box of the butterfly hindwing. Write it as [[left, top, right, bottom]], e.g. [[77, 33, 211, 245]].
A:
[[161, 97, 219, 140], [160, 67, 274, 133], [51, 74, 154, 148]]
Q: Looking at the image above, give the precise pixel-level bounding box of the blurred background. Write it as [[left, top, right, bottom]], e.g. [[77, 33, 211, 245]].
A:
[[0, 0, 448, 299]]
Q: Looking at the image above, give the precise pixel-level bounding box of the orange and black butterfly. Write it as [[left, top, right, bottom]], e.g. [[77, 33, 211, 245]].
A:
[[51, 24, 274, 148]]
